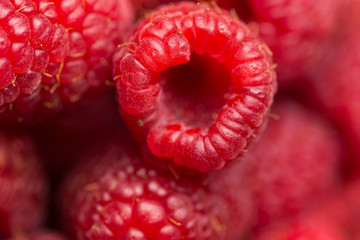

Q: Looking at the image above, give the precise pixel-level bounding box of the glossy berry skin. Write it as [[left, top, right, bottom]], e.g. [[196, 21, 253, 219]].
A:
[[245, 101, 341, 226], [113, 2, 277, 171], [7, 230, 68, 240], [0, 132, 47, 238], [0, 0, 133, 114], [245, 0, 343, 87], [59, 141, 254, 240]]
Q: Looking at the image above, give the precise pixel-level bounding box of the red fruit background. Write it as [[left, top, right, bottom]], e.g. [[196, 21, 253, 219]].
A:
[[0, 0, 360, 240]]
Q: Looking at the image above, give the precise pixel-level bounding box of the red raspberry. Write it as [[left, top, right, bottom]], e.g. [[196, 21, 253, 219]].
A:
[[0, 0, 133, 114], [0, 131, 47, 238], [256, 178, 360, 240], [307, 0, 360, 175], [113, 1, 277, 171], [245, 101, 342, 226], [8, 230, 68, 240], [59, 141, 254, 240], [242, 0, 343, 87]]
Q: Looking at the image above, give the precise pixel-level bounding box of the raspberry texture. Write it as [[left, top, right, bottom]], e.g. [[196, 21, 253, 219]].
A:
[[113, 1, 277, 171], [0, 131, 47, 238], [0, 0, 133, 114], [59, 141, 254, 240], [244, 0, 343, 87], [245, 101, 341, 226]]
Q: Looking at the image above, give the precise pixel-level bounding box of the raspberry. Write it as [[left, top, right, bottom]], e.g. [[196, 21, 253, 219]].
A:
[[306, 0, 360, 176], [0, 0, 133, 114], [242, 0, 343, 87], [245, 101, 342, 226], [59, 141, 254, 240], [256, 178, 360, 240], [8, 230, 68, 240], [0, 131, 47, 238], [113, 2, 277, 171]]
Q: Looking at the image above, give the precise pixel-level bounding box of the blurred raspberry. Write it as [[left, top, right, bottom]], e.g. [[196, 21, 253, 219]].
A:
[[0, 132, 47, 238], [245, 101, 342, 226], [256, 178, 360, 240], [222, 0, 343, 88], [307, 1, 360, 177]]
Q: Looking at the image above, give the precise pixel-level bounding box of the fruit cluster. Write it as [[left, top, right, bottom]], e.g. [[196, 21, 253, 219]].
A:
[[0, 0, 359, 239]]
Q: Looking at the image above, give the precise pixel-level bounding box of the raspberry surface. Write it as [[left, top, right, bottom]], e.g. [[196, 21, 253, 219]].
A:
[[245, 101, 341, 226], [244, 0, 343, 87], [113, 1, 277, 171], [59, 141, 254, 240], [0, 131, 47, 238], [256, 178, 360, 240], [0, 0, 133, 114]]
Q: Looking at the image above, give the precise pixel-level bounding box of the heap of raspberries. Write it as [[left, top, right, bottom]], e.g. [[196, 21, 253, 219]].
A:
[[1, 0, 360, 240]]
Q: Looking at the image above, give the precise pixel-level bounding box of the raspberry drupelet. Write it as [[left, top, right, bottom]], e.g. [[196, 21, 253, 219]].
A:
[[0, 131, 47, 238], [59, 141, 254, 240], [113, 1, 277, 171], [0, 0, 133, 114]]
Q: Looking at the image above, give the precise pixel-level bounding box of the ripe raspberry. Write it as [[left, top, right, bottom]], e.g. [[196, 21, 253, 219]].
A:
[[307, 0, 360, 175], [8, 230, 68, 240], [256, 178, 360, 240], [0, 131, 47, 238], [59, 141, 254, 240], [0, 0, 133, 114], [245, 101, 342, 226], [113, 1, 277, 171], [243, 0, 343, 87]]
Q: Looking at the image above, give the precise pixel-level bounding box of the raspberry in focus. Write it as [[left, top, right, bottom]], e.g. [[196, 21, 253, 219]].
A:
[[113, 1, 277, 171], [0, 0, 134, 114]]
